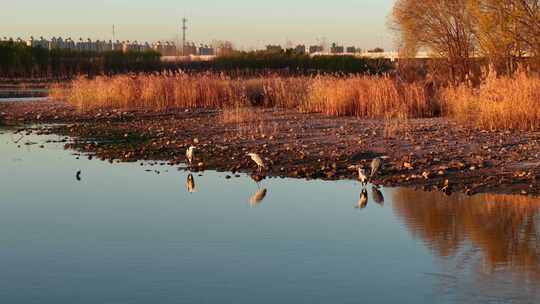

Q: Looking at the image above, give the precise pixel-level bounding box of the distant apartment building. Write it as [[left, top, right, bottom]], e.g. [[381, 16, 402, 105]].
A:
[[182, 42, 198, 56], [152, 41, 177, 56], [330, 43, 344, 54], [266, 45, 283, 53], [215, 43, 234, 56], [346, 46, 357, 54], [2, 36, 227, 58], [26, 36, 50, 49], [0, 36, 154, 54], [0, 37, 28, 46], [309, 45, 324, 54], [199, 44, 215, 56], [294, 44, 306, 54]]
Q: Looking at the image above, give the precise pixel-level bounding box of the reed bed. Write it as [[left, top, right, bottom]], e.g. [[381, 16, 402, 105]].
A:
[[441, 70, 540, 131], [51, 73, 436, 119], [302, 76, 433, 118]]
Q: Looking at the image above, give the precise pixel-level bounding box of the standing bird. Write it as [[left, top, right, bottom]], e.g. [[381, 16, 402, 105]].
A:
[[358, 167, 368, 186], [370, 157, 383, 179], [247, 153, 265, 172], [186, 146, 195, 165], [356, 188, 368, 209], [186, 173, 195, 193]]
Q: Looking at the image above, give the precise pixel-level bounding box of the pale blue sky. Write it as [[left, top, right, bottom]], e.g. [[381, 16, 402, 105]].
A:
[[2, 0, 396, 50]]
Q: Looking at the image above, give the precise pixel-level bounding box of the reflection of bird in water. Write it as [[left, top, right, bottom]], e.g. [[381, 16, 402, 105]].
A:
[[249, 188, 268, 207], [76, 170, 82, 181], [247, 153, 265, 172], [358, 167, 368, 186], [356, 188, 368, 209], [186, 146, 195, 165], [186, 173, 196, 193], [370, 157, 383, 179], [372, 185, 384, 206]]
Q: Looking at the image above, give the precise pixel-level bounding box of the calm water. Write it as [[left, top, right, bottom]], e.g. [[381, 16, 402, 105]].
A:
[[0, 97, 47, 103], [1, 128, 540, 304]]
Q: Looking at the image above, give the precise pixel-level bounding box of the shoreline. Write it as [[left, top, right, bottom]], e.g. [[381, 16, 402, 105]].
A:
[[2, 100, 540, 196]]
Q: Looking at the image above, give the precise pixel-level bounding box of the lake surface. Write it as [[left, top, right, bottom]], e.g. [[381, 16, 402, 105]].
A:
[[0, 97, 47, 103], [1, 128, 540, 304]]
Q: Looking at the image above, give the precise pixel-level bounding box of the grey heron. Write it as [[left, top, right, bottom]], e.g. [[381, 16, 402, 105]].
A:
[[247, 153, 265, 172], [370, 157, 383, 179], [358, 167, 368, 186], [186, 146, 195, 165]]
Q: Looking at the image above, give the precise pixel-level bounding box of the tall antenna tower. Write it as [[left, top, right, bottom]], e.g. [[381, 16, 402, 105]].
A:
[[181, 17, 188, 56]]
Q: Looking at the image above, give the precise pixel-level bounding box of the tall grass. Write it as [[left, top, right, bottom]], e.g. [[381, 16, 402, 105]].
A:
[[51, 73, 435, 119], [302, 76, 433, 118], [442, 69, 540, 130]]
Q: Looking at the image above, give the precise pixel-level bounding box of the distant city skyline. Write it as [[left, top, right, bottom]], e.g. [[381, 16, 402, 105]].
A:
[[2, 0, 396, 50]]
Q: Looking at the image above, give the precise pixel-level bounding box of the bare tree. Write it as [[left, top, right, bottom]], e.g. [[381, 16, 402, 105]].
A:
[[391, 0, 477, 81]]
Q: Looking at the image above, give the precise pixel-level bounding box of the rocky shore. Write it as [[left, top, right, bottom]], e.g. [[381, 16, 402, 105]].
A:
[[2, 100, 540, 196]]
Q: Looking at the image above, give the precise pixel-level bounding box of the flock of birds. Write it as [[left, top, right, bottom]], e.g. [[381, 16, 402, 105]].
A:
[[185, 144, 386, 209]]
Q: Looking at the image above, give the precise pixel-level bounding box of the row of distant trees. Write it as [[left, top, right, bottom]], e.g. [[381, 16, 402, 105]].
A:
[[392, 0, 540, 80], [0, 41, 161, 78], [0, 42, 395, 78], [207, 51, 394, 75]]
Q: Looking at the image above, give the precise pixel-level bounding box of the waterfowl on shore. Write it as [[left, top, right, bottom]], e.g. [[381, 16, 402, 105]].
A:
[[247, 153, 265, 172], [441, 179, 452, 196], [358, 167, 368, 186], [186, 146, 195, 165], [370, 157, 383, 179]]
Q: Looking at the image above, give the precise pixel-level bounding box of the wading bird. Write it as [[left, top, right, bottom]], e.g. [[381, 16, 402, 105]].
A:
[[356, 188, 368, 209], [372, 185, 384, 206], [358, 167, 368, 186], [247, 153, 265, 172], [370, 157, 383, 179], [186, 173, 195, 193], [186, 146, 195, 165]]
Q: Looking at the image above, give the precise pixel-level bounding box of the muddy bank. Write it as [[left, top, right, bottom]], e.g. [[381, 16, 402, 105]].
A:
[[2, 100, 540, 196]]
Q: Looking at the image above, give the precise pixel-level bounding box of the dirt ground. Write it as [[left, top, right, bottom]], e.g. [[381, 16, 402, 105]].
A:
[[2, 100, 540, 196]]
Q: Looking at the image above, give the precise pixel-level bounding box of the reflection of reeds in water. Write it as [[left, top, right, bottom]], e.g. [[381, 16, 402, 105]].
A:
[[392, 189, 540, 281]]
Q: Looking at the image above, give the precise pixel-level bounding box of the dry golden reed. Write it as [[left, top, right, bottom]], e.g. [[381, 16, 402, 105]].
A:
[[52, 73, 435, 119], [442, 69, 540, 131]]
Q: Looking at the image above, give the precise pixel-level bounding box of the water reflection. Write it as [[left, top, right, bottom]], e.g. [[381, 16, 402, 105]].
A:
[[356, 188, 368, 209], [392, 189, 540, 282], [372, 186, 384, 206], [186, 173, 196, 193], [248, 173, 268, 206], [249, 188, 268, 207]]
